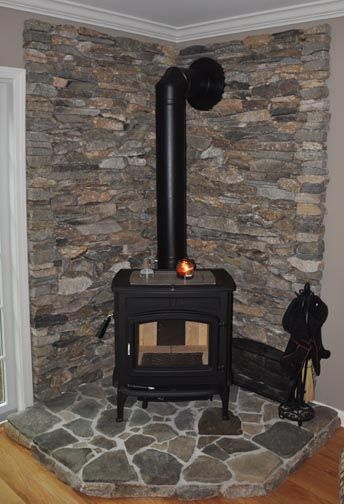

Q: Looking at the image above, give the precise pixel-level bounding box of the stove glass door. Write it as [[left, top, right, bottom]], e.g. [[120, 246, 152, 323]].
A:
[[135, 320, 210, 368]]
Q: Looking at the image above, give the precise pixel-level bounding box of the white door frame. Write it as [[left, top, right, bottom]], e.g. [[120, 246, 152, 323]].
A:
[[0, 66, 33, 413]]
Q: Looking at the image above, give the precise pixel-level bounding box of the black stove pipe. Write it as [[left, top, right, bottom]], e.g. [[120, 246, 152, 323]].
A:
[[155, 58, 225, 270], [156, 67, 188, 270]]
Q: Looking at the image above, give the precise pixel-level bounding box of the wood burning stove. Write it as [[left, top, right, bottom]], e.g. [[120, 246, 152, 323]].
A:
[[112, 269, 235, 421], [111, 58, 235, 421]]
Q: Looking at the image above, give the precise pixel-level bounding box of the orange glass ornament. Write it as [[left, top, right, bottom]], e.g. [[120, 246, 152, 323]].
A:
[[176, 258, 196, 279]]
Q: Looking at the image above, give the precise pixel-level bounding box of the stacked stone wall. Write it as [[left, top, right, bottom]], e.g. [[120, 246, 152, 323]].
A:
[[178, 25, 330, 351], [25, 19, 330, 400], [25, 20, 173, 399]]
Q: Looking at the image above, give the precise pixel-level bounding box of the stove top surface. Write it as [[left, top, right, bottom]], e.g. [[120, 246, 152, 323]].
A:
[[130, 269, 216, 286]]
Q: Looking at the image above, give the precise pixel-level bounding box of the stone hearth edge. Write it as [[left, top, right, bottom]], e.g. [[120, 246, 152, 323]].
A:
[[5, 378, 340, 500]]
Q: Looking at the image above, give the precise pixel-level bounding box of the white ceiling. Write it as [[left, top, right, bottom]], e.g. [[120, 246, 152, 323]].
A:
[[59, 0, 319, 26], [1, 0, 344, 42]]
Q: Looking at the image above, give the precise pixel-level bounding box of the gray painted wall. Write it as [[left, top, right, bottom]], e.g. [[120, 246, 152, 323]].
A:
[[0, 6, 343, 411]]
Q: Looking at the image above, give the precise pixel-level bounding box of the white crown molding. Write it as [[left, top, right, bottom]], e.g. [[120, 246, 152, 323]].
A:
[[176, 0, 344, 42], [0, 0, 177, 41], [0, 0, 343, 43]]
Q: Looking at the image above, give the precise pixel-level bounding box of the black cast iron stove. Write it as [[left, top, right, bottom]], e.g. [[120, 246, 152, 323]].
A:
[[112, 58, 235, 421]]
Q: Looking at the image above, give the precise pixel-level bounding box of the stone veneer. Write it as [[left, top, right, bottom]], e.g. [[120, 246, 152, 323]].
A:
[[25, 20, 330, 400], [178, 27, 330, 350], [25, 20, 174, 399], [5, 380, 340, 499]]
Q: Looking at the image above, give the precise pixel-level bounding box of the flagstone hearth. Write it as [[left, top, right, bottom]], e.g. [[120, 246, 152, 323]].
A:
[[5, 378, 339, 500]]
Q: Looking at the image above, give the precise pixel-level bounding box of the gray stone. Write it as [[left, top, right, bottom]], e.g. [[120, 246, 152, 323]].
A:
[[228, 451, 283, 484], [83, 450, 138, 483], [253, 422, 314, 458], [168, 435, 196, 462], [303, 405, 338, 434], [198, 408, 242, 436], [65, 419, 93, 438], [183, 455, 232, 483], [79, 383, 106, 399], [145, 402, 177, 416], [197, 435, 220, 449], [133, 449, 182, 485], [177, 485, 220, 500], [202, 443, 228, 460], [142, 423, 178, 442], [91, 436, 117, 450], [128, 409, 151, 427], [54, 447, 93, 473], [8, 405, 60, 439], [239, 412, 262, 423], [124, 434, 155, 455], [174, 409, 195, 431], [238, 391, 265, 413], [217, 437, 258, 455], [106, 394, 117, 406], [77, 220, 122, 236], [263, 402, 279, 423], [96, 409, 126, 437], [71, 399, 101, 419], [59, 276, 92, 295], [101, 375, 113, 388], [34, 428, 78, 453]]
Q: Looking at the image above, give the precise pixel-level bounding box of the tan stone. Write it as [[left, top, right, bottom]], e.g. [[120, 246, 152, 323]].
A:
[[278, 64, 303, 74], [296, 193, 321, 204], [78, 191, 113, 205], [302, 141, 323, 151], [26, 97, 54, 113], [233, 303, 266, 317], [89, 97, 114, 109], [278, 178, 300, 193], [297, 203, 321, 216], [297, 175, 327, 184], [53, 76, 69, 88], [242, 423, 265, 436], [287, 257, 323, 273], [257, 208, 285, 222], [300, 79, 325, 89], [85, 149, 113, 160], [92, 67, 115, 82], [214, 99, 243, 114], [29, 177, 56, 189], [51, 35, 77, 46], [91, 117, 123, 131], [24, 48, 47, 63], [4, 422, 32, 449], [228, 451, 282, 484], [59, 245, 88, 259], [244, 34, 272, 48], [297, 232, 321, 242], [235, 110, 270, 123], [59, 275, 93, 295], [275, 122, 303, 134]]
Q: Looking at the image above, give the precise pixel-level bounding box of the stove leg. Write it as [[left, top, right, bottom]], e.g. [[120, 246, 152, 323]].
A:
[[220, 387, 230, 420], [112, 367, 118, 386], [142, 399, 148, 409], [116, 390, 127, 422]]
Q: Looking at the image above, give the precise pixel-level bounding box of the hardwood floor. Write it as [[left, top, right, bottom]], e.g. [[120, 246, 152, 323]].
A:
[[0, 427, 343, 504]]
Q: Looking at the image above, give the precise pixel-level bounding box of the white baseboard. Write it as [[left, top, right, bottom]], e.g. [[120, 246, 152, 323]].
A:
[[313, 400, 344, 426]]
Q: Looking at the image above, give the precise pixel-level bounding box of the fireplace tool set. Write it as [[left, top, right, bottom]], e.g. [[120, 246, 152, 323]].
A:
[[279, 282, 330, 426]]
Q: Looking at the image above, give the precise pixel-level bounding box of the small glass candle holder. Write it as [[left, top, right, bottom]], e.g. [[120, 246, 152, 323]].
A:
[[176, 258, 196, 279], [140, 258, 154, 279]]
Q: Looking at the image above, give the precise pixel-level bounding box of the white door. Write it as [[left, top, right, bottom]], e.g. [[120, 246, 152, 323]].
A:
[[0, 67, 33, 420]]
